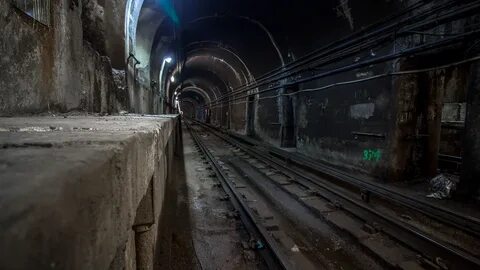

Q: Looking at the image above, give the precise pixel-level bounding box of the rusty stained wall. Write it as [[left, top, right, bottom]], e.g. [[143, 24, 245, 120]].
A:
[[81, 41, 128, 113], [0, 0, 127, 116], [246, 0, 478, 181], [126, 63, 162, 115], [0, 0, 55, 114], [294, 50, 473, 181], [438, 66, 469, 157], [103, 0, 127, 69], [384, 11, 477, 181], [255, 95, 282, 146], [230, 100, 248, 135], [295, 66, 393, 179], [250, 0, 406, 154]]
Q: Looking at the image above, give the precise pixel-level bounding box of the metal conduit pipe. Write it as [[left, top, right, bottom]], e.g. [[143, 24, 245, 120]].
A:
[[207, 29, 480, 106], [236, 0, 434, 84], [223, 0, 451, 93], [215, 0, 476, 101], [210, 1, 480, 104]]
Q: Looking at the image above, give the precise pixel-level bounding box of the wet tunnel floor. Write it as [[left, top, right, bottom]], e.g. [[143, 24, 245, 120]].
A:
[[156, 127, 265, 270]]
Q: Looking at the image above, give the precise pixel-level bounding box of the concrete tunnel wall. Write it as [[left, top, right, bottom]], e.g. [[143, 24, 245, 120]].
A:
[[165, 0, 480, 190], [0, 1, 180, 269], [0, 115, 182, 269], [9, 0, 471, 189], [0, 0, 124, 115], [0, 0, 175, 116], [2, 6, 480, 268]]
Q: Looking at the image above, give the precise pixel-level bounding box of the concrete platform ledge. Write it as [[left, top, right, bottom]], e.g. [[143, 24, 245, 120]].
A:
[[0, 115, 181, 270]]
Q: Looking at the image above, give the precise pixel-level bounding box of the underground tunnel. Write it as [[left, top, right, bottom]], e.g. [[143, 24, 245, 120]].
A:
[[1, 0, 480, 269]]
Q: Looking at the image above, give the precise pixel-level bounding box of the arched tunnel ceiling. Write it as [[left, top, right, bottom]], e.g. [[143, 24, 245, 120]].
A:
[[133, 0, 167, 68], [132, 0, 292, 110], [130, 0, 411, 110], [185, 54, 246, 87], [186, 44, 254, 82], [168, 69, 225, 104], [166, 44, 258, 105], [182, 17, 284, 75], [179, 89, 207, 105]]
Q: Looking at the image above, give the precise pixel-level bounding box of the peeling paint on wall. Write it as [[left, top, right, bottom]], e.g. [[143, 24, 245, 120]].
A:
[[349, 103, 375, 119], [442, 102, 466, 122]]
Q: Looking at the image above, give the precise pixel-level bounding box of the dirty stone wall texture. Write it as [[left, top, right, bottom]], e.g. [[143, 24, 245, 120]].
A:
[[250, 0, 407, 177], [0, 115, 180, 270], [253, 0, 406, 147], [438, 66, 469, 158], [460, 54, 480, 196], [81, 41, 128, 113], [124, 2, 162, 115], [82, 0, 107, 55], [385, 11, 478, 182], [296, 69, 393, 179], [247, 0, 479, 182], [0, 0, 54, 114], [126, 65, 158, 114], [104, 0, 127, 69], [0, 0, 127, 116]]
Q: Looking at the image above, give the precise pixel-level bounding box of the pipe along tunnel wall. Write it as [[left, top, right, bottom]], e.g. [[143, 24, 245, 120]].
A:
[[3, 0, 480, 194], [1, 1, 480, 268]]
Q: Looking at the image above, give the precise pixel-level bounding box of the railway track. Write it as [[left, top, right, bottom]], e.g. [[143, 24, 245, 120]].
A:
[[185, 119, 480, 270], [186, 121, 292, 270]]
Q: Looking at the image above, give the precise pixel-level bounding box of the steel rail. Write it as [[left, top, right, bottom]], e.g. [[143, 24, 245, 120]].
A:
[[266, 147, 480, 237], [193, 119, 480, 270], [206, 119, 480, 238], [185, 121, 293, 270]]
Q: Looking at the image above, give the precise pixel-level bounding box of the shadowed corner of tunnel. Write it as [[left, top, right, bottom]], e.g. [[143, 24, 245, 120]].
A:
[[154, 130, 199, 269]]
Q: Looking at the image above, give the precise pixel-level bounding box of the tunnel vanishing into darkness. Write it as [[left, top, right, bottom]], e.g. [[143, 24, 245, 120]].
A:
[[129, 0, 480, 187], [1, 0, 480, 269]]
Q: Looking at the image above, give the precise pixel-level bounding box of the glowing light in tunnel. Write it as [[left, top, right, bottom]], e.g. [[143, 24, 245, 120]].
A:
[[170, 75, 175, 83], [160, 56, 174, 96], [158, 0, 179, 24], [175, 95, 181, 114]]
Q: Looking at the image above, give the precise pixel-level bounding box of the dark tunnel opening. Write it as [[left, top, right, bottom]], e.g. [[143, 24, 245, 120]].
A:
[[136, 0, 480, 198]]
